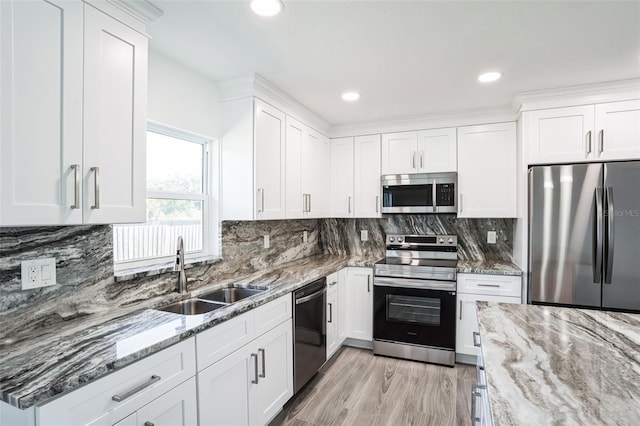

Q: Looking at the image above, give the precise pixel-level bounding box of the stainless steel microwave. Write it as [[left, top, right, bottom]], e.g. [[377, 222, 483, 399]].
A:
[[381, 172, 457, 214]]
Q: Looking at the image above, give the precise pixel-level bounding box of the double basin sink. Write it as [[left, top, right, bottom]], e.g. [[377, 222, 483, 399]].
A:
[[157, 286, 267, 315]]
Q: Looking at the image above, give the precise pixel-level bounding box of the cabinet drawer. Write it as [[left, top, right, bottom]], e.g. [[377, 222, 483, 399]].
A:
[[253, 294, 292, 338], [457, 274, 521, 298], [37, 338, 196, 426], [196, 310, 255, 372]]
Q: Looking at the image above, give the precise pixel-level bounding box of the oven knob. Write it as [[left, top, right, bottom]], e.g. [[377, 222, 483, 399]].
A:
[[448, 238, 454, 244], [397, 237, 403, 243], [439, 238, 444, 243], [389, 237, 395, 242]]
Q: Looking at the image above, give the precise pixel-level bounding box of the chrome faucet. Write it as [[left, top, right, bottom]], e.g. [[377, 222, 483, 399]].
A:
[[174, 236, 187, 294]]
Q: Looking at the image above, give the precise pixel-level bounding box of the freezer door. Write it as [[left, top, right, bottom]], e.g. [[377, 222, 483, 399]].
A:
[[602, 161, 640, 311], [529, 164, 603, 307]]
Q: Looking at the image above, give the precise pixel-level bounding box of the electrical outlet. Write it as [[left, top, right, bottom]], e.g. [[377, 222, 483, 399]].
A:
[[487, 231, 497, 244], [21, 258, 56, 290], [361, 230, 369, 242], [263, 235, 270, 249], [303, 231, 308, 243]]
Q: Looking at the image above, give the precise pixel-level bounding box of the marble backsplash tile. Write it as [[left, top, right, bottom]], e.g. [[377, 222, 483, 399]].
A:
[[319, 215, 514, 262], [0, 220, 320, 341]]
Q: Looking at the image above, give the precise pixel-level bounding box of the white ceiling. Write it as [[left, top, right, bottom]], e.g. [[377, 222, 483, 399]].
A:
[[148, 0, 640, 126]]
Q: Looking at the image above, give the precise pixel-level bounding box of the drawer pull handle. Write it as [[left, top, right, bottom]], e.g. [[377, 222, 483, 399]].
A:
[[251, 353, 259, 384], [473, 331, 481, 348], [144, 422, 155, 426], [112, 375, 161, 402], [477, 283, 501, 288], [258, 348, 266, 378]]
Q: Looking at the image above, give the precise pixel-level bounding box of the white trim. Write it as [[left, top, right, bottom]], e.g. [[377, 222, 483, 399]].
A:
[[106, 0, 164, 24], [329, 106, 516, 138], [513, 78, 640, 113]]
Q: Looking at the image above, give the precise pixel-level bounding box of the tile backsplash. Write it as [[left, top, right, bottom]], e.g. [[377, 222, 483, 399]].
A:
[[0, 214, 512, 340]]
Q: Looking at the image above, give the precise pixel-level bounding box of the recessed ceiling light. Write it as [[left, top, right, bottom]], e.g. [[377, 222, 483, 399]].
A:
[[478, 72, 502, 83], [250, 0, 284, 17], [342, 92, 360, 102]]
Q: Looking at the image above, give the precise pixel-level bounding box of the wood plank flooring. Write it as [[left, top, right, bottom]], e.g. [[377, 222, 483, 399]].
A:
[[270, 347, 475, 426]]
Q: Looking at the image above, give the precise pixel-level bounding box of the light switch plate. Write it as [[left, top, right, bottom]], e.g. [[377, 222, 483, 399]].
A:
[[263, 235, 270, 249], [487, 231, 497, 244], [361, 230, 369, 242], [21, 258, 56, 290]]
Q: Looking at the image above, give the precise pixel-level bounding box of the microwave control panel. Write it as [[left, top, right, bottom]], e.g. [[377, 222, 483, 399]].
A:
[[436, 183, 455, 207]]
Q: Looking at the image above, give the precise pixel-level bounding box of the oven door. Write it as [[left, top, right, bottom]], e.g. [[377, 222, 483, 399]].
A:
[[373, 278, 456, 350]]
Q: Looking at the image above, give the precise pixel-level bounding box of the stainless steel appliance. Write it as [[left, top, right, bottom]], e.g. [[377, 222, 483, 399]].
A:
[[373, 234, 458, 366], [529, 161, 640, 312], [293, 277, 326, 393], [381, 172, 457, 214]]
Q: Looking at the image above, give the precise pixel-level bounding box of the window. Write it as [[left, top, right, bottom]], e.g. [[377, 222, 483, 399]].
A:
[[114, 122, 219, 270]]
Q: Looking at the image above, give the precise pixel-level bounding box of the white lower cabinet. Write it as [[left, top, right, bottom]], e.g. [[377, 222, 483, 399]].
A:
[[456, 274, 521, 361], [134, 378, 198, 426], [346, 267, 373, 342], [196, 294, 293, 426], [326, 272, 340, 359]]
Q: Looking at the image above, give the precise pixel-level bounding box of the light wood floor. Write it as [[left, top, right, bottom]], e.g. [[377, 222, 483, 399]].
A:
[[270, 347, 475, 426]]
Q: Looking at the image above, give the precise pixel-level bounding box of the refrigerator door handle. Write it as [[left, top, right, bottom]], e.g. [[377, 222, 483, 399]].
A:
[[593, 188, 603, 283], [604, 187, 615, 284]]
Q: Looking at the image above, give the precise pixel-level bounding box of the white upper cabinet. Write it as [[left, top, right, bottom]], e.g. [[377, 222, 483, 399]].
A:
[[417, 128, 457, 173], [285, 117, 329, 219], [329, 137, 355, 217], [381, 129, 456, 175], [82, 5, 147, 224], [594, 100, 640, 161], [221, 98, 286, 220], [381, 131, 419, 174], [526, 100, 640, 165], [457, 122, 516, 218], [354, 134, 382, 217], [1, 1, 146, 226]]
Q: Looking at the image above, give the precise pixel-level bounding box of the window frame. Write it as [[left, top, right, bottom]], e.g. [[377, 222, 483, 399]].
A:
[[113, 121, 220, 272]]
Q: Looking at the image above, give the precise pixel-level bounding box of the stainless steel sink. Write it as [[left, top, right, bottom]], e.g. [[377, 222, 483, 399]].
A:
[[157, 299, 228, 315], [199, 286, 266, 304]]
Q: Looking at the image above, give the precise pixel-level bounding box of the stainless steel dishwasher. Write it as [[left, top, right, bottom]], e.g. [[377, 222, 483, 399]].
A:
[[293, 277, 326, 394]]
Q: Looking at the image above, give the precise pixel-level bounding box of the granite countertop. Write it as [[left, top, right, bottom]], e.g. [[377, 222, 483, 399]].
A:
[[476, 302, 640, 425], [0, 254, 380, 410], [456, 259, 522, 276]]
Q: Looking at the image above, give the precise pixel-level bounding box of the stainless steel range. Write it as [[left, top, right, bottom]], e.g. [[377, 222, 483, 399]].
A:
[[373, 234, 457, 366]]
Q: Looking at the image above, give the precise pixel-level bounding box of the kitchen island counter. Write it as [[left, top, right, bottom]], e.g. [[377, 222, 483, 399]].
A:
[[476, 302, 640, 425]]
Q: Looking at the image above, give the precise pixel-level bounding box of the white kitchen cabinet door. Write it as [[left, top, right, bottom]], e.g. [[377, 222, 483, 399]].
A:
[[381, 132, 418, 175], [417, 128, 457, 173], [594, 100, 640, 161], [326, 288, 339, 359], [457, 123, 516, 218], [354, 134, 382, 218], [330, 137, 355, 217], [337, 268, 348, 346], [137, 378, 198, 426], [197, 343, 252, 426], [303, 129, 330, 218], [285, 117, 305, 219], [254, 99, 286, 220], [346, 268, 373, 341], [456, 293, 520, 358], [526, 105, 596, 165], [251, 319, 294, 426], [0, 0, 83, 226], [83, 5, 147, 224]]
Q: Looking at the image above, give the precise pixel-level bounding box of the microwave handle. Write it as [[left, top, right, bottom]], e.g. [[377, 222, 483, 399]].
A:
[[432, 182, 437, 209]]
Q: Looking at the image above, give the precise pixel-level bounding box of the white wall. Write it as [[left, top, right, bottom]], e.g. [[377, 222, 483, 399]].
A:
[[147, 48, 220, 138]]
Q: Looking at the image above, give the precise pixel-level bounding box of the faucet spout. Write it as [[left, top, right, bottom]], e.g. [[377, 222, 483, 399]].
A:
[[174, 236, 187, 294]]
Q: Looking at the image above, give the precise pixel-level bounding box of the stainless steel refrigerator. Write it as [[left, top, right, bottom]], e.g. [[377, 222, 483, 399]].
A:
[[529, 161, 640, 311]]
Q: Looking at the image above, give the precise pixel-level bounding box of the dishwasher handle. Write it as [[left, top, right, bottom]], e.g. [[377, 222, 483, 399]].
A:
[[295, 287, 326, 305]]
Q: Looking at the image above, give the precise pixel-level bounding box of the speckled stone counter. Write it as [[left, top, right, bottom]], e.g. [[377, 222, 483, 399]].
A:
[[476, 302, 640, 425], [0, 254, 380, 410], [456, 260, 522, 276]]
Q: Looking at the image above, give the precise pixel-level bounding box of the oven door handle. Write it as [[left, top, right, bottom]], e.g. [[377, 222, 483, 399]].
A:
[[373, 277, 456, 291], [295, 287, 326, 305]]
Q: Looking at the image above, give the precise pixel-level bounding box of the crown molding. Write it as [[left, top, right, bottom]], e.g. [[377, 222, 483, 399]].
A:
[[329, 106, 517, 139], [513, 78, 640, 113], [216, 74, 331, 135], [106, 0, 164, 24]]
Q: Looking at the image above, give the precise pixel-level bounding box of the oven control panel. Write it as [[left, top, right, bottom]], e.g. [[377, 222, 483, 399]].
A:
[[386, 234, 457, 247]]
